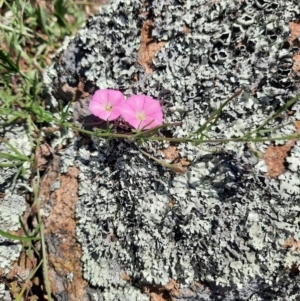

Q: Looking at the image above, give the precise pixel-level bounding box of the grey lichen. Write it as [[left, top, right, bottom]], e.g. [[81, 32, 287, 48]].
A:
[[0, 285, 12, 301], [0, 193, 26, 232], [45, 0, 300, 300], [0, 123, 30, 299]]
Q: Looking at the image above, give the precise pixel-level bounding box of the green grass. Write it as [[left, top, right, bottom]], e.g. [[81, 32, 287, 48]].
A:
[[0, 0, 300, 300], [0, 0, 96, 127]]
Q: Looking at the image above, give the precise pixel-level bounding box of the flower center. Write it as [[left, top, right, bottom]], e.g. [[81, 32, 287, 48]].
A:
[[104, 103, 113, 112], [136, 111, 146, 121]]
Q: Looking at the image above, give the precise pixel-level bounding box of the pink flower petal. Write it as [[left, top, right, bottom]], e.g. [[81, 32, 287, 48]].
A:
[[89, 89, 125, 121], [89, 99, 104, 115], [93, 89, 108, 105], [139, 116, 161, 129], [108, 109, 122, 121], [125, 117, 142, 129], [98, 110, 113, 121], [120, 107, 137, 119], [121, 94, 163, 129], [143, 99, 162, 115], [108, 90, 125, 106], [130, 95, 145, 112]]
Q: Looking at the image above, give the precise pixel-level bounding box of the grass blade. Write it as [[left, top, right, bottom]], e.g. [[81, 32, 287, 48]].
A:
[[0, 228, 40, 242], [0, 49, 20, 73]]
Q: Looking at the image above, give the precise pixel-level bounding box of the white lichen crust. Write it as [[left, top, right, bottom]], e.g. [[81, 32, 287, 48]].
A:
[[47, 0, 300, 300]]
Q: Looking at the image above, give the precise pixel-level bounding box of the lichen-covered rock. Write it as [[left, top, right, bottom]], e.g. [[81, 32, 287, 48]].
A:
[[45, 0, 300, 300], [0, 123, 30, 300]]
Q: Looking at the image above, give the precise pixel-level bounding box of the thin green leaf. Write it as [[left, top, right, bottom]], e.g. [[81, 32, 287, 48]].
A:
[[0, 23, 34, 38], [0, 138, 29, 158], [37, 5, 50, 36], [0, 48, 19, 73], [0, 162, 24, 168], [54, 0, 69, 29], [0, 152, 30, 162], [0, 228, 40, 242]]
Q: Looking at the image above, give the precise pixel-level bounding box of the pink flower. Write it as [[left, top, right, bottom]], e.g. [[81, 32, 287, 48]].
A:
[[121, 95, 163, 130], [89, 89, 125, 121]]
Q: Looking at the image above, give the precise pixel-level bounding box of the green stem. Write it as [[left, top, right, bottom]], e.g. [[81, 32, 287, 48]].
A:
[[63, 121, 300, 144]]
